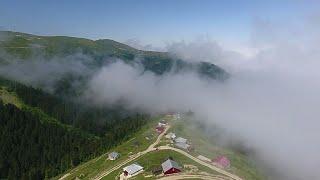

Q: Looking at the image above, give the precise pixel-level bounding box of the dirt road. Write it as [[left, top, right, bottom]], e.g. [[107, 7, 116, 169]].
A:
[[61, 121, 242, 180], [157, 174, 233, 180], [157, 146, 242, 180], [92, 125, 170, 180], [93, 123, 242, 180], [58, 173, 70, 180]]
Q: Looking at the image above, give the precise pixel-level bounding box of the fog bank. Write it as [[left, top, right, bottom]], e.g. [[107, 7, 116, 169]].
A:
[[85, 17, 320, 180], [0, 52, 95, 92]]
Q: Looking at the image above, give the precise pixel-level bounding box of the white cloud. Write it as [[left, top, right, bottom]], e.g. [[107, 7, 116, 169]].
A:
[[85, 15, 320, 179]]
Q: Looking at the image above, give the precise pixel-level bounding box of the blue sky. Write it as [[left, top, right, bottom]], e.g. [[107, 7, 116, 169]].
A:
[[0, 0, 318, 47]]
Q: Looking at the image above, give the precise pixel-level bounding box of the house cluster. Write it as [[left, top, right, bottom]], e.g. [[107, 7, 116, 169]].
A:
[[197, 154, 231, 169], [165, 132, 193, 152], [175, 137, 191, 151], [155, 119, 168, 134], [122, 158, 182, 178]]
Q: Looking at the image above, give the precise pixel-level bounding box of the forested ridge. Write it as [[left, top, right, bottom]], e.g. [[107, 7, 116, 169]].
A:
[[0, 77, 148, 179]]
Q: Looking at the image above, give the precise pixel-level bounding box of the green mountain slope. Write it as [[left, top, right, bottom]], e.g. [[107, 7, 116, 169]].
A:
[[0, 101, 101, 179], [0, 77, 149, 179], [0, 31, 229, 80]]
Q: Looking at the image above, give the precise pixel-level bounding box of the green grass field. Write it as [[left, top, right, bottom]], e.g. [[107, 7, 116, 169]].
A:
[[54, 114, 265, 180], [102, 149, 220, 180], [170, 117, 266, 180]]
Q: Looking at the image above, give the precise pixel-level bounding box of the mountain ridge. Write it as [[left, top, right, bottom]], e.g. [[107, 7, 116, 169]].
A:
[[0, 31, 229, 80]]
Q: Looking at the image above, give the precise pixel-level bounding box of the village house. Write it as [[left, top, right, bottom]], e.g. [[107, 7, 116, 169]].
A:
[[174, 137, 191, 150], [158, 119, 167, 126], [155, 125, 165, 134], [161, 159, 182, 175], [108, 152, 120, 160], [212, 156, 230, 169], [165, 132, 176, 140], [175, 142, 190, 150], [175, 137, 187, 144], [123, 163, 144, 176]]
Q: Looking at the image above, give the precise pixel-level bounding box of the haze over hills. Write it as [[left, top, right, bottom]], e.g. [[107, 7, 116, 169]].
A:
[[0, 31, 228, 81], [0, 31, 237, 179], [0, 31, 229, 104]]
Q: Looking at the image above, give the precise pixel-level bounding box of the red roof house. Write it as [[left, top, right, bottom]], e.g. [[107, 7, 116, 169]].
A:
[[212, 156, 230, 168], [161, 159, 182, 175], [155, 126, 165, 134]]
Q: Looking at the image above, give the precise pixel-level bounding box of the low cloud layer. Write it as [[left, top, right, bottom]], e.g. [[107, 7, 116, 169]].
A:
[[0, 52, 95, 92], [166, 37, 223, 63], [85, 61, 208, 112], [85, 16, 320, 180], [85, 56, 320, 180]]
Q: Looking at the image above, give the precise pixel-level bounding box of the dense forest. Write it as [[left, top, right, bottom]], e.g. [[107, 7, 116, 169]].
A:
[[0, 77, 148, 179]]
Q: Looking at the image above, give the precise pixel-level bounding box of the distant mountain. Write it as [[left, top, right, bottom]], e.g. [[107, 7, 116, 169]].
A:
[[0, 31, 229, 80]]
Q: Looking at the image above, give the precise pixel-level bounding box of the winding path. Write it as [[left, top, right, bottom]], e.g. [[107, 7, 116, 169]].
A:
[[92, 123, 242, 180], [59, 120, 242, 180], [157, 146, 242, 180], [157, 174, 233, 180], [92, 125, 171, 180]]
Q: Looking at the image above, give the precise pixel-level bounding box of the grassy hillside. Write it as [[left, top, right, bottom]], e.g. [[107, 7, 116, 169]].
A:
[[56, 114, 265, 180], [169, 117, 266, 180], [54, 116, 223, 180], [0, 31, 229, 80], [103, 149, 220, 180]]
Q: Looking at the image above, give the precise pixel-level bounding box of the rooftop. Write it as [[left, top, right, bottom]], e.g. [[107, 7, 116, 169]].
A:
[[161, 159, 182, 172], [123, 163, 144, 175], [175, 137, 187, 143], [175, 142, 190, 150]]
